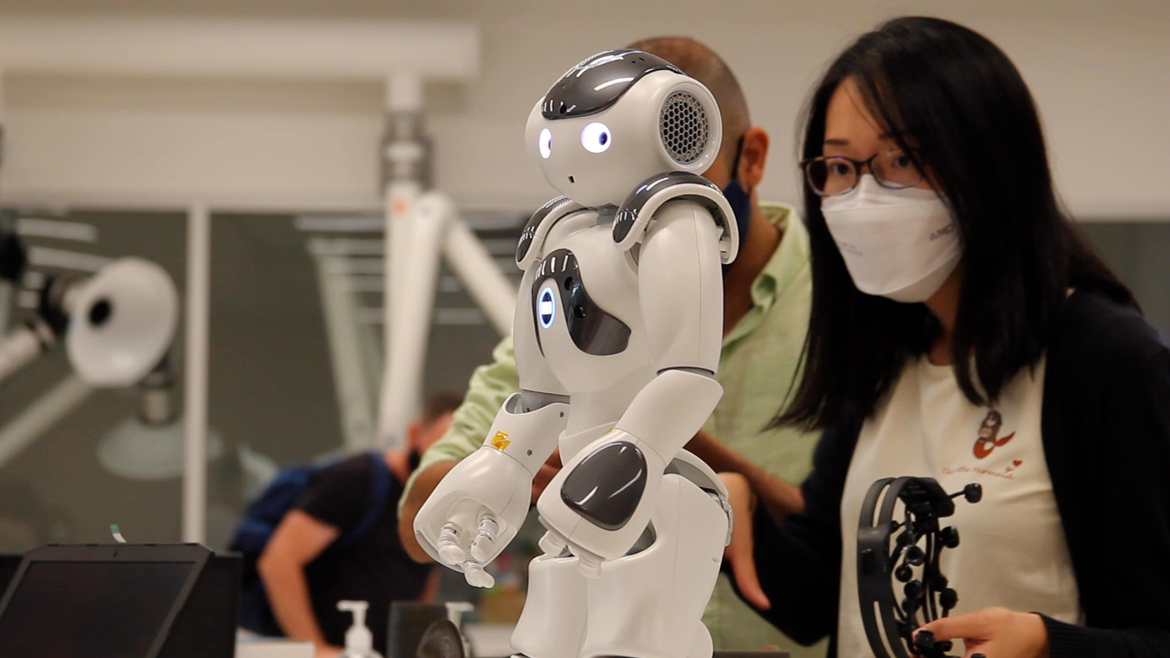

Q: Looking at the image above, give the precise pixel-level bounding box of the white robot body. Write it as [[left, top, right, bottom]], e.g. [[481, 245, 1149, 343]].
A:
[[414, 49, 738, 657], [515, 470, 728, 658], [528, 214, 650, 395], [537, 368, 724, 564]]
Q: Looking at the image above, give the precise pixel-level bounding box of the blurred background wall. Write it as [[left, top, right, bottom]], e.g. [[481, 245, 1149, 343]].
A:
[[0, 0, 1166, 218], [0, 0, 1164, 550]]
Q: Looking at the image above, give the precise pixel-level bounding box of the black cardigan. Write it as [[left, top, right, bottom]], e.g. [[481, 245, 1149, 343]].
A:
[[744, 290, 1170, 657]]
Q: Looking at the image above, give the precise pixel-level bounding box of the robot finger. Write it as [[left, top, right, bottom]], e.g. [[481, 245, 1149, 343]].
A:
[[469, 511, 501, 563], [461, 558, 496, 588], [437, 521, 471, 567], [574, 546, 604, 579]]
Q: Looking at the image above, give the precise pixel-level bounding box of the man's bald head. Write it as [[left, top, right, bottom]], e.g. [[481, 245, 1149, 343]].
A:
[[626, 36, 751, 162]]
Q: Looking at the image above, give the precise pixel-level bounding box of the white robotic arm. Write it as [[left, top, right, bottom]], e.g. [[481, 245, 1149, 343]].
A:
[[413, 265, 569, 587], [413, 390, 567, 586]]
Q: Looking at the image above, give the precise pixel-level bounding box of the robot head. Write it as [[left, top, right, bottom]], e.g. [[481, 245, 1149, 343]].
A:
[[525, 50, 724, 208]]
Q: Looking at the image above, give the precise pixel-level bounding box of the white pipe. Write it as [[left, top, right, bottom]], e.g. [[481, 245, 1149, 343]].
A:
[[313, 254, 378, 450], [379, 191, 448, 447], [0, 325, 46, 383], [307, 238, 385, 257], [384, 179, 421, 344], [0, 375, 92, 470], [16, 218, 99, 242], [0, 17, 478, 81], [182, 203, 211, 545], [380, 179, 421, 448], [27, 247, 112, 273], [294, 216, 385, 233], [443, 216, 517, 336], [378, 70, 428, 448], [388, 72, 425, 114], [0, 282, 13, 334]]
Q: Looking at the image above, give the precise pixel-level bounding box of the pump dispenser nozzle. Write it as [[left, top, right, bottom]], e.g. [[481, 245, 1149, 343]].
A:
[[338, 600, 383, 658]]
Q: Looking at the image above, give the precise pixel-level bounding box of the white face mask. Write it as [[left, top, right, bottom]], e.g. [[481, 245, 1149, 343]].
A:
[[821, 175, 962, 303]]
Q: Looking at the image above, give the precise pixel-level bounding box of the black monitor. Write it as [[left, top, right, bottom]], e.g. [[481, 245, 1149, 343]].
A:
[[0, 554, 22, 594], [0, 543, 240, 658]]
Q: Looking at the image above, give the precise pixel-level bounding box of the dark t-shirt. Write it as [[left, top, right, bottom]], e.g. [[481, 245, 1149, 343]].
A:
[[293, 453, 432, 653]]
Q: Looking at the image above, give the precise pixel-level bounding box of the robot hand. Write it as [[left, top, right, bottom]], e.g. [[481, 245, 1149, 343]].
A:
[[414, 393, 567, 588], [414, 445, 534, 588]]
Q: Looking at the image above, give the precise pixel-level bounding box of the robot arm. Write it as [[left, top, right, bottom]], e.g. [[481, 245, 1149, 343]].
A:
[[413, 264, 569, 587], [537, 197, 727, 570]]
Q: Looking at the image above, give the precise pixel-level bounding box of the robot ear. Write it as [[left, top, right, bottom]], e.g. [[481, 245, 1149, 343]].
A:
[[657, 81, 722, 174]]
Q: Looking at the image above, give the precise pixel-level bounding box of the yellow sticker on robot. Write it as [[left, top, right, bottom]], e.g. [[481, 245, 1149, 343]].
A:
[[490, 431, 511, 451]]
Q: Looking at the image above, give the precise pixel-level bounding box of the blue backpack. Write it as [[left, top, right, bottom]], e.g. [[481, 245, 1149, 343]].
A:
[[230, 450, 391, 635]]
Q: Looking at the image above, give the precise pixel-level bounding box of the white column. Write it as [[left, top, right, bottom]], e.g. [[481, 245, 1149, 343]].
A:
[[443, 215, 517, 337], [380, 192, 448, 449], [312, 252, 378, 450], [378, 72, 426, 448], [182, 202, 211, 544]]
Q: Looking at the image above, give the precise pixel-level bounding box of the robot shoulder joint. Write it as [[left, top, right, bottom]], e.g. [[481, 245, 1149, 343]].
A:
[[612, 171, 739, 263], [516, 196, 587, 269]]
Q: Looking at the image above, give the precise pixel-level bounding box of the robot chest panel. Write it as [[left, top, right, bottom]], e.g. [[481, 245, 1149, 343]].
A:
[[530, 224, 648, 386]]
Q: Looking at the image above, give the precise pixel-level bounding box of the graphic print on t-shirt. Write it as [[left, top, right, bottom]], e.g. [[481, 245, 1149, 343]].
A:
[[835, 355, 1081, 658], [972, 409, 1015, 459]]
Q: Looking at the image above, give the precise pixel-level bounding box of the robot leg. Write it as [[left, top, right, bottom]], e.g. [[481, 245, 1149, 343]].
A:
[[579, 472, 729, 658], [510, 551, 588, 658]]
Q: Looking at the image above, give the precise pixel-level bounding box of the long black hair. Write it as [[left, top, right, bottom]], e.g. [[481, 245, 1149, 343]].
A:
[[778, 16, 1132, 430]]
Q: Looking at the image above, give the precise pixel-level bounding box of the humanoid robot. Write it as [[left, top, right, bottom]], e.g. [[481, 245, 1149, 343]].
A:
[[413, 50, 739, 658]]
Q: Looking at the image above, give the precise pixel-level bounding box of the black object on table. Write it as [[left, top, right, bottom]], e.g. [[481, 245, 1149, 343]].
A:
[[0, 543, 239, 658]]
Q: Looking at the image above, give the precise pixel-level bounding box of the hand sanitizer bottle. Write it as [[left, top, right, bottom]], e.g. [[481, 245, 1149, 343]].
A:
[[337, 600, 384, 658]]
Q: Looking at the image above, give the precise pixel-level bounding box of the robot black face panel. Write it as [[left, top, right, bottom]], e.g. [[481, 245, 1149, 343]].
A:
[[541, 49, 681, 120], [857, 476, 985, 658]]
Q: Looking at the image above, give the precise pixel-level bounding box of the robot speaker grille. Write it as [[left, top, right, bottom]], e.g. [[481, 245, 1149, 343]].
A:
[[659, 91, 709, 165]]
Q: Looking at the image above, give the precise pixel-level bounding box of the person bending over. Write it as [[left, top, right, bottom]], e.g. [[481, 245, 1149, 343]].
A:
[[259, 393, 461, 658]]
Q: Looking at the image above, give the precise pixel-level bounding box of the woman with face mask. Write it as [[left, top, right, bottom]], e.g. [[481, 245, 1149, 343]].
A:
[[721, 16, 1170, 658]]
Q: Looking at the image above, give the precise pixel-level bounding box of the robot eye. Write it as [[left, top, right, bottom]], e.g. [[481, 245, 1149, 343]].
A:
[[580, 122, 611, 154], [539, 129, 553, 159]]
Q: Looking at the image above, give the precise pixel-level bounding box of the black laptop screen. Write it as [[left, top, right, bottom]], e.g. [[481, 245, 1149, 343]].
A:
[[0, 560, 195, 657]]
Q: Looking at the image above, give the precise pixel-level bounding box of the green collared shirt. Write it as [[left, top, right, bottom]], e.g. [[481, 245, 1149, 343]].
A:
[[402, 203, 824, 655]]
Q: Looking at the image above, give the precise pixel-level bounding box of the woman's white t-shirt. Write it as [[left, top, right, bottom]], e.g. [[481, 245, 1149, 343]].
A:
[[836, 356, 1082, 657]]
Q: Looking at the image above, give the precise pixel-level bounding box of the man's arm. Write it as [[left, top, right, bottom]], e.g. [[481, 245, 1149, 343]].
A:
[[256, 510, 342, 653], [397, 336, 521, 561], [686, 428, 804, 520]]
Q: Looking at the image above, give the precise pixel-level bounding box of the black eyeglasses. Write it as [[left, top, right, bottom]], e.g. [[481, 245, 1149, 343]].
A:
[[801, 149, 925, 197]]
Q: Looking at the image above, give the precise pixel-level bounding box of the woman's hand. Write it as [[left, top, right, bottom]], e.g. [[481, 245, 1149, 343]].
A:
[[314, 643, 343, 658], [917, 607, 1049, 658], [719, 472, 771, 610]]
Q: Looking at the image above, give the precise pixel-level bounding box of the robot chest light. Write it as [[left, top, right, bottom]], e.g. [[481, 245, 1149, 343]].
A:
[[530, 249, 630, 357]]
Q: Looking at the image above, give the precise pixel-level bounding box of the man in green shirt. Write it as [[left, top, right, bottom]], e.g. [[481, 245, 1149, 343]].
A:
[[398, 37, 825, 657]]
